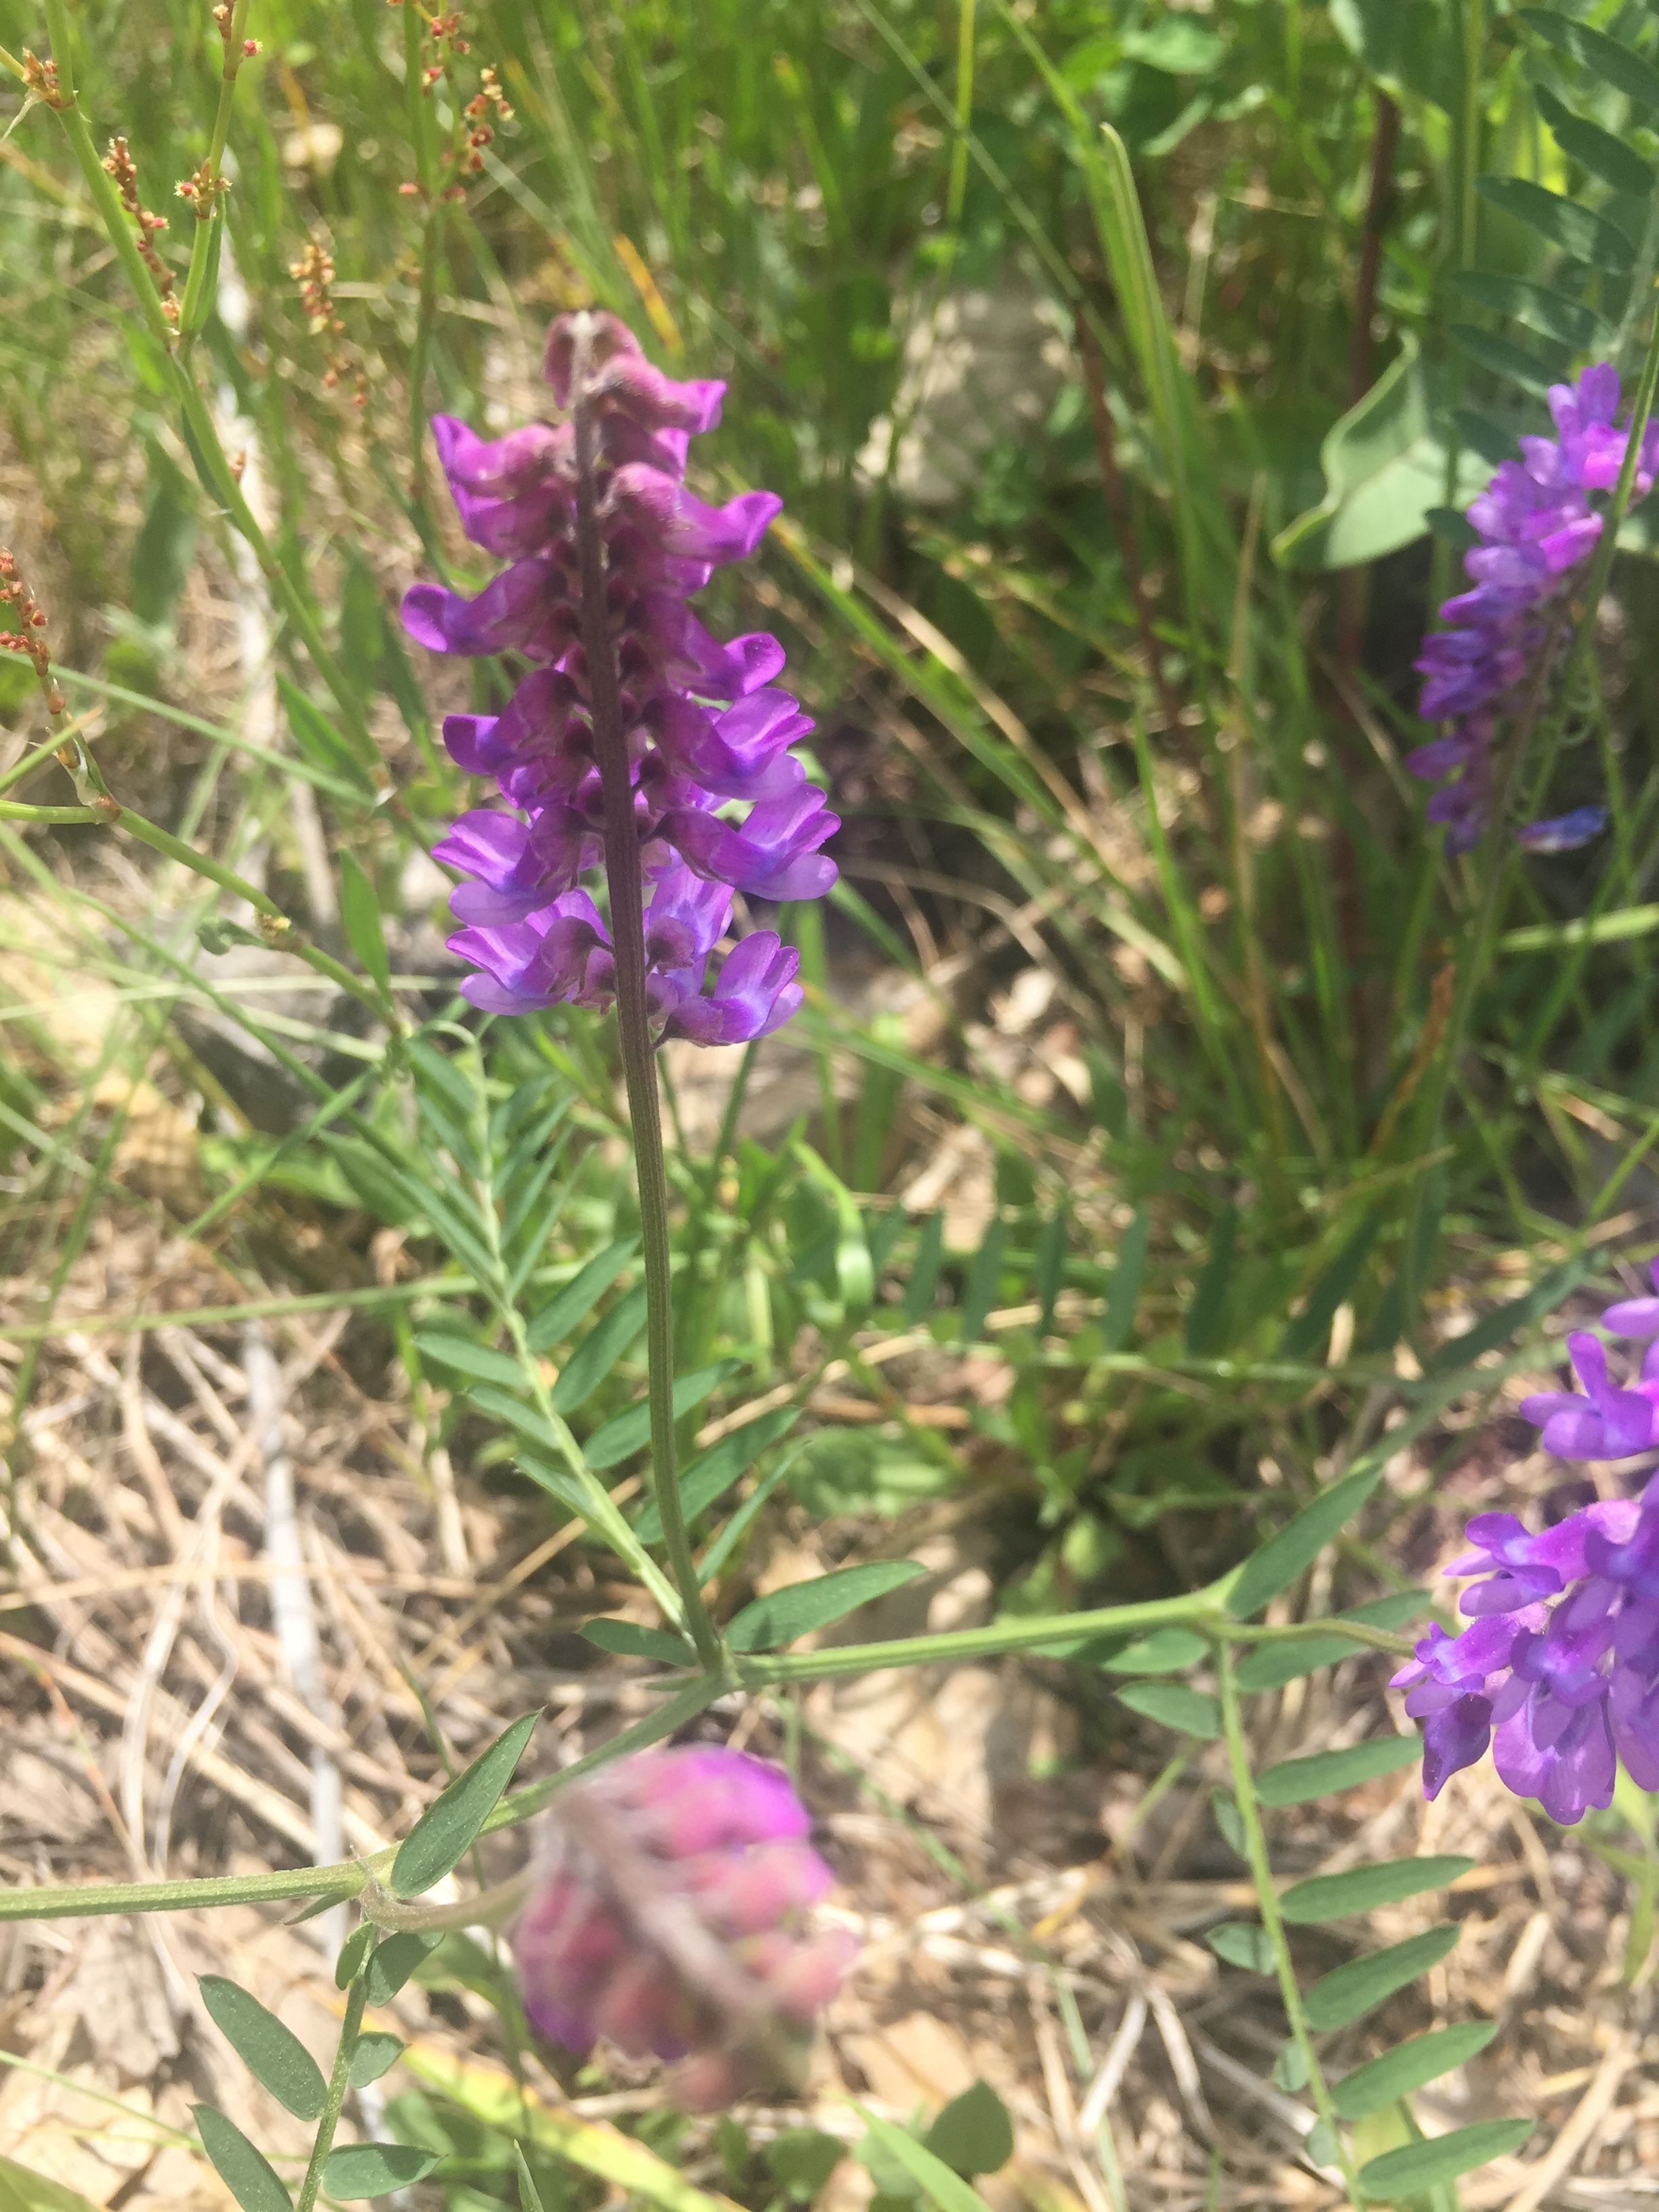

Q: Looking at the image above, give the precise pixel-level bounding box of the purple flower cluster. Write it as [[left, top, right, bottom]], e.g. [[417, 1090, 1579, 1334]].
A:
[[1412, 365, 1659, 853], [402, 312, 836, 1043], [514, 1746, 854, 2107], [1395, 1261, 1659, 1824]]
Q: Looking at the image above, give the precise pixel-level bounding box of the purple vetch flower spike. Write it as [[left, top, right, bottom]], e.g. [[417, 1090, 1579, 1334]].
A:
[[403, 310, 837, 1042], [513, 1745, 855, 2108], [1411, 365, 1659, 851]]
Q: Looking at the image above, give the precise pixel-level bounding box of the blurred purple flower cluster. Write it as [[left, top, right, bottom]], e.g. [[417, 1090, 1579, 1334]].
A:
[[1395, 1260, 1659, 1824], [514, 1745, 853, 2107], [1412, 365, 1659, 854], [402, 312, 836, 1042]]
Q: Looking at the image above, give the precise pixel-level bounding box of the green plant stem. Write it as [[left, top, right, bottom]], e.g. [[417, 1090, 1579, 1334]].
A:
[[177, 0, 252, 337], [1216, 1642, 1358, 2196], [293, 1971, 367, 2212], [569, 317, 722, 1674]]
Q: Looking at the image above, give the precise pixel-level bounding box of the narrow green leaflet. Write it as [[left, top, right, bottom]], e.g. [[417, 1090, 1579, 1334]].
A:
[[193, 2104, 293, 2212], [1302, 1925, 1460, 2031], [1207, 1923, 1275, 1972], [349, 2032, 407, 2089], [1096, 1627, 1210, 1675], [1517, 8, 1659, 108], [1427, 1255, 1589, 1374], [321, 2144, 441, 2198], [635, 1408, 802, 1542], [1225, 1465, 1382, 1620], [389, 1711, 539, 1898], [335, 1923, 373, 1988], [1279, 1855, 1474, 1925], [1357, 2120, 1534, 2198], [853, 2110, 996, 2212], [413, 1335, 527, 1387], [1475, 178, 1635, 274], [337, 852, 390, 998], [584, 1360, 743, 1470], [0, 2157, 106, 2212], [1102, 1208, 1148, 1350], [726, 1560, 926, 1652], [365, 1930, 443, 2003], [550, 1284, 649, 1412], [1446, 268, 1609, 352], [1332, 2020, 1499, 2121], [1114, 1681, 1221, 1737], [902, 1210, 945, 1324], [525, 1239, 638, 1354], [198, 1976, 325, 2121], [580, 1618, 695, 1664], [1256, 1735, 1422, 1805], [1449, 325, 1568, 398], [1233, 1588, 1427, 1692], [1533, 87, 1655, 199]]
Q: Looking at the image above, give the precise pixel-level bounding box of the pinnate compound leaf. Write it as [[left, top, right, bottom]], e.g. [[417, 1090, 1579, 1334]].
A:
[[525, 1239, 638, 1354], [1279, 1855, 1473, 1924], [1302, 1925, 1460, 2031], [0, 2156, 106, 2211], [389, 1711, 539, 1898], [1333, 2020, 1499, 2121], [1357, 2119, 1534, 2198], [348, 2032, 407, 2089], [726, 1560, 926, 1652], [1113, 1681, 1221, 1737], [853, 2110, 997, 2212], [579, 1618, 695, 1664], [321, 2144, 440, 2198], [1517, 8, 1659, 108], [1207, 1922, 1275, 1972], [1256, 1734, 1421, 1805], [198, 1976, 325, 2121], [193, 2104, 293, 2212], [1475, 177, 1635, 274], [1225, 1465, 1382, 1619]]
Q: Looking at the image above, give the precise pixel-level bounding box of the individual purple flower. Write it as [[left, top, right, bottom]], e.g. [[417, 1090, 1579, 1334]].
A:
[[403, 310, 837, 1042], [1520, 1330, 1658, 1459], [1412, 366, 1659, 853], [514, 1745, 855, 2107]]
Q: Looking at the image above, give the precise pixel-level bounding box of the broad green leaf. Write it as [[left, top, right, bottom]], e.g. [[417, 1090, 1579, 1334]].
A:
[[635, 1408, 801, 1542], [1280, 1855, 1474, 1924], [322, 2144, 441, 2198], [349, 2032, 407, 2088], [1096, 1627, 1210, 1675], [1225, 1465, 1382, 1620], [584, 1360, 743, 1470], [365, 1931, 443, 2003], [0, 2156, 106, 2211], [337, 853, 390, 998], [924, 2083, 1014, 2179], [1534, 87, 1654, 199], [1256, 1735, 1422, 1805], [1476, 177, 1635, 273], [550, 1284, 649, 1412], [579, 1618, 695, 1664], [766, 2130, 845, 2200], [198, 1976, 325, 2121], [726, 1559, 926, 1652], [1333, 2020, 1499, 2120], [1273, 335, 1488, 571], [1517, 8, 1659, 108], [390, 1711, 539, 1898], [413, 1334, 526, 1387], [1449, 325, 1570, 398], [1114, 1681, 1221, 1737], [1302, 1925, 1460, 2030], [193, 2104, 293, 2212], [1357, 2119, 1534, 2198], [1206, 1923, 1275, 1972], [853, 2110, 996, 2212]]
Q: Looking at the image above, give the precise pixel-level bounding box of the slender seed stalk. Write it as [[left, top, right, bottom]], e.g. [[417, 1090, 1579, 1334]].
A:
[[177, 0, 253, 338], [569, 319, 723, 1674], [293, 1973, 367, 2212], [1215, 1643, 1359, 2200]]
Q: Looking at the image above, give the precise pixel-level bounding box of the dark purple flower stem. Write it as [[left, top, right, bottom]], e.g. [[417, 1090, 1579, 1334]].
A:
[[570, 320, 722, 1673]]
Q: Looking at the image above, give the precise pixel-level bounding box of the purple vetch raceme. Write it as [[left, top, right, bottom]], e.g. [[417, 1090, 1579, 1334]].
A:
[[403, 310, 836, 1042], [514, 1746, 855, 2106], [1411, 365, 1659, 854], [1394, 1258, 1659, 1823]]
